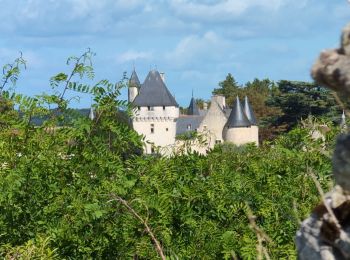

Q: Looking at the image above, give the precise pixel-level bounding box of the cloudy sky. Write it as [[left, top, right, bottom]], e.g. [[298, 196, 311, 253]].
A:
[[1, 0, 350, 107]]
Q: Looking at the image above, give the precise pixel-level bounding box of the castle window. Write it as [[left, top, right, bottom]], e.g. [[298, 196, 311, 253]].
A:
[[151, 124, 154, 134], [163, 106, 166, 110], [137, 106, 140, 110], [151, 147, 155, 154], [166, 128, 168, 131]]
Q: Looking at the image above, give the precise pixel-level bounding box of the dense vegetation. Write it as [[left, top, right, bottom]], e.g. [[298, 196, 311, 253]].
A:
[[211, 73, 342, 141], [0, 51, 340, 259]]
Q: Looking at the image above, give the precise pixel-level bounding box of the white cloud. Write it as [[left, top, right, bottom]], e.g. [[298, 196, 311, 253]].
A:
[[0, 48, 44, 69], [117, 50, 153, 63], [169, 0, 289, 20], [165, 31, 231, 67]]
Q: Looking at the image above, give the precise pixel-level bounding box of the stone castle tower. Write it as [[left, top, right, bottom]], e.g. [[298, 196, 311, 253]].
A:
[[223, 96, 259, 146], [129, 70, 179, 154], [129, 69, 258, 154]]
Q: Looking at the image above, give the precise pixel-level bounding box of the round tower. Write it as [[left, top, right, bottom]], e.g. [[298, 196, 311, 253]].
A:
[[243, 96, 259, 145], [132, 70, 179, 154], [128, 69, 140, 103], [223, 96, 254, 145]]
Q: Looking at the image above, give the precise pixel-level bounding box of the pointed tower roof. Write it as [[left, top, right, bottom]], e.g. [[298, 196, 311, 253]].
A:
[[133, 70, 178, 107], [188, 95, 200, 115], [89, 106, 95, 121], [243, 96, 257, 125], [129, 69, 141, 89], [341, 110, 347, 128], [226, 96, 251, 128]]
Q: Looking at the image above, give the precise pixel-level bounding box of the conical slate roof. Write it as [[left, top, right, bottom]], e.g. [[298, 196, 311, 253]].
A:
[[188, 97, 200, 115], [341, 110, 347, 128], [129, 70, 141, 89], [243, 96, 257, 125], [226, 96, 251, 128], [133, 70, 178, 107]]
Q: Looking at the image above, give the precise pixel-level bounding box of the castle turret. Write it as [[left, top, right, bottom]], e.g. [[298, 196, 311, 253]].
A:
[[223, 96, 258, 146], [188, 93, 200, 116], [128, 69, 140, 103], [89, 106, 95, 121], [341, 110, 347, 130], [132, 70, 179, 154], [198, 95, 228, 147], [226, 96, 251, 128], [243, 96, 257, 125], [243, 96, 259, 145]]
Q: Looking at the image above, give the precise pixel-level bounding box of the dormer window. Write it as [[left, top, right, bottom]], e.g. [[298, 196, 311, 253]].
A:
[[148, 106, 154, 111], [187, 124, 192, 130], [151, 124, 154, 134], [163, 106, 165, 110]]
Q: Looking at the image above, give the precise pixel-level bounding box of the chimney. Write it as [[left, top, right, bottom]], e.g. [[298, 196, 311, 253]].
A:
[[203, 102, 208, 110], [160, 72, 165, 83], [211, 95, 226, 110]]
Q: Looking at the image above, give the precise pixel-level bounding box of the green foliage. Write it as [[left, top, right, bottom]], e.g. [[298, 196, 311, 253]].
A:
[[0, 53, 337, 259], [1, 52, 26, 92], [0, 236, 59, 259], [266, 80, 340, 131], [212, 73, 240, 106]]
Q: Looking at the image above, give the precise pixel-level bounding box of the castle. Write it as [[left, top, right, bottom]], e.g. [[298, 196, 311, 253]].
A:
[[128, 69, 259, 154]]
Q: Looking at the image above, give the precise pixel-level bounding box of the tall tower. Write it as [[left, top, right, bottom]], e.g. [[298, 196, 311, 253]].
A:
[[223, 96, 257, 146], [188, 92, 200, 115], [341, 110, 347, 131], [198, 95, 228, 146], [243, 96, 259, 145], [128, 69, 140, 103], [131, 70, 179, 154]]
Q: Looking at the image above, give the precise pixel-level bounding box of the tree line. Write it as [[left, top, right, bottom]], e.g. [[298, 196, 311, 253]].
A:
[[0, 52, 339, 259]]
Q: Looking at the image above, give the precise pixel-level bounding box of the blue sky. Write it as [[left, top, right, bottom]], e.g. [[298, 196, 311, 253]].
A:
[[1, 0, 350, 108]]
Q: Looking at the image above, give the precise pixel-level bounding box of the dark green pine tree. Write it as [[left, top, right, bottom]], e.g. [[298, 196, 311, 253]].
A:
[[212, 73, 240, 107], [266, 80, 340, 130]]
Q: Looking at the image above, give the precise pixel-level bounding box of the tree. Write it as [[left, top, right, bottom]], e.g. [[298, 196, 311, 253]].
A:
[[266, 80, 340, 132], [0, 53, 337, 259], [243, 78, 281, 120], [212, 73, 240, 107]]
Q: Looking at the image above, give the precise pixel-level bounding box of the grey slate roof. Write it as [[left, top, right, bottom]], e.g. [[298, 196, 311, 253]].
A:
[[243, 96, 257, 125], [129, 70, 141, 88], [188, 97, 200, 115], [176, 115, 204, 135], [133, 70, 179, 107], [226, 96, 251, 128]]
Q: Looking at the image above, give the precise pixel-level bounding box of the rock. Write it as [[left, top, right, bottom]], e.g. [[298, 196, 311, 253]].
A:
[[311, 22, 350, 98]]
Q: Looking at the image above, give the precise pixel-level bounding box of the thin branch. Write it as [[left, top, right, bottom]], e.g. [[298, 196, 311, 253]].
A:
[[308, 167, 341, 230], [111, 194, 166, 260], [245, 202, 272, 260]]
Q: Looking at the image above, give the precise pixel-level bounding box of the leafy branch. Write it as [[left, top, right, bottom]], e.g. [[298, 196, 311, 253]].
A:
[[1, 52, 26, 92], [110, 194, 166, 260]]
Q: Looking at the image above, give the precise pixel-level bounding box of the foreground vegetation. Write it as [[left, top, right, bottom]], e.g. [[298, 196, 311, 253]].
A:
[[0, 51, 339, 259]]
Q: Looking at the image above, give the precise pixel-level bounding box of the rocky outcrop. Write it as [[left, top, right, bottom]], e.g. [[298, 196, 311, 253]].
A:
[[296, 23, 350, 259]]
